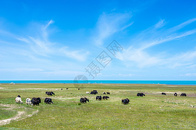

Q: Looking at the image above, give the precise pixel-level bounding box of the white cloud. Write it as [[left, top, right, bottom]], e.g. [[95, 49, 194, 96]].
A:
[[141, 29, 196, 50], [44, 20, 54, 30], [42, 20, 54, 40], [116, 47, 161, 67], [165, 49, 196, 68], [16, 20, 54, 56], [155, 19, 165, 28], [0, 68, 43, 72], [169, 18, 196, 32], [93, 13, 132, 46], [60, 47, 89, 61], [121, 22, 134, 31], [28, 36, 51, 55], [117, 18, 196, 68], [183, 73, 196, 77], [118, 73, 134, 77], [16, 37, 30, 44], [187, 64, 196, 69], [177, 50, 196, 61], [43, 70, 83, 76], [15, 20, 89, 61]]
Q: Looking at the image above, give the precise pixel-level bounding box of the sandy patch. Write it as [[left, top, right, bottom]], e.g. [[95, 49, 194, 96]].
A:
[[52, 97, 73, 101], [18, 88, 48, 90], [20, 110, 39, 120], [143, 92, 196, 97], [187, 93, 196, 97], [146, 92, 180, 94], [17, 88, 63, 91], [0, 104, 18, 110], [166, 85, 178, 87], [118, 90, 140, 93]]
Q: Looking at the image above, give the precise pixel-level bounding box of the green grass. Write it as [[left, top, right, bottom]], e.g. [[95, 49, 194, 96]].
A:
[[0, 84, 196, 129], [0, 108, 17, 120]]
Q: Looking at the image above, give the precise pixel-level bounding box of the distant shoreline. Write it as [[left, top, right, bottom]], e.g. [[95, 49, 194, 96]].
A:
[[0, 80, 196, 85]]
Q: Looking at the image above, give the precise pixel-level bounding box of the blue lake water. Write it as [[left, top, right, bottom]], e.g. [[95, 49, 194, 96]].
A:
[[0, 80, 196, 85]]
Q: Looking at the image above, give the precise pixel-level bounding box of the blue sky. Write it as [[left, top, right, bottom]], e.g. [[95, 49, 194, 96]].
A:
[[0, 0, 196, 80]]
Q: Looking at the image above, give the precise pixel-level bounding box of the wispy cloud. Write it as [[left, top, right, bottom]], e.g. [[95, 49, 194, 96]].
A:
[[183, 73, 196, 77], [43, 70, 83, 76], [116, 47, 161, 67], [60, 47, 89, 61], [169, 18, 196, 32], [0, 19, 91, 80], [165, 49, 196, 68], [117, 18, 196, 68], [121, 22, 134, 31], [141, 29, 196, 50], [155, 19, 165, 28], [0, 68, 43, 72], [28, 36, 51, 55], [44, 20, 54, 30], [15, 20, 89, 61], [16, 20, 54, 56], [42, 20, 54, 40], [93, 13, 132, 46], [172, 49, 196, 61]]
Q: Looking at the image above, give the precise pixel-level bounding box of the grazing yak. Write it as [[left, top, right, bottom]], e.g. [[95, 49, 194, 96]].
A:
[[96, 96, 102, 100], [137, 93, 145, 97], [46, 91, 55, 96], [80, 97, 89, 103], [90, 90, 98, 94], [31, 97, 41, 105], [26, 98, 32, 105], [180, 93, 187, 96], [103, 96, 109, 100], [37, 97, 41, 103], [15, 97, 23, 104], [44, 98, 53, 104], [162, 92, 166, 95], [106, 92, 110, 94], [122, 98, 129, 105], [17, 95, 21, 97], [174, 93, 177, 96], [103, 92, 106, 94]]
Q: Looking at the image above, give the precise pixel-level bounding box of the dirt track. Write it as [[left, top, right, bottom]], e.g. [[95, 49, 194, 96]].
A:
[[0, 104, 39, 126]]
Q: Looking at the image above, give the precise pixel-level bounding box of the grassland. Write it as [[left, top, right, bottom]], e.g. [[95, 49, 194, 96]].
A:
[[0, 83, 196, 129]]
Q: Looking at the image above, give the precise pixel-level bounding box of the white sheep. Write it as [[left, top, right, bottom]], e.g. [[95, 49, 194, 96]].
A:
[[26, 98, 32, 105], [86, 91, 90, 94], [15, 97, 23, 104]]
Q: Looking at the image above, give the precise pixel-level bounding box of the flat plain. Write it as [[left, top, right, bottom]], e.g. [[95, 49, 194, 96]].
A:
[[0, 83, 196, 129]]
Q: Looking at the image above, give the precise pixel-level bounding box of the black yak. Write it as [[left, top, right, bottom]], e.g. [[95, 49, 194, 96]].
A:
[[90, 90, 98, 94], [122, 98, 129, 104], [137, 93, 145, 97], [103, 96, 109, 100], [180, 93, 187, 96], [44, 98, 53, 104], [80, 97, 89, 103], [96, 96, 102, 100], [31, 97, 41, 105]]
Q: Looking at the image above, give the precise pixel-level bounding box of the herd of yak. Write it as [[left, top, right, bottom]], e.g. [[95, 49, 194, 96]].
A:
[[15, 91, 54, 105], [15, 89, 187, 105]]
